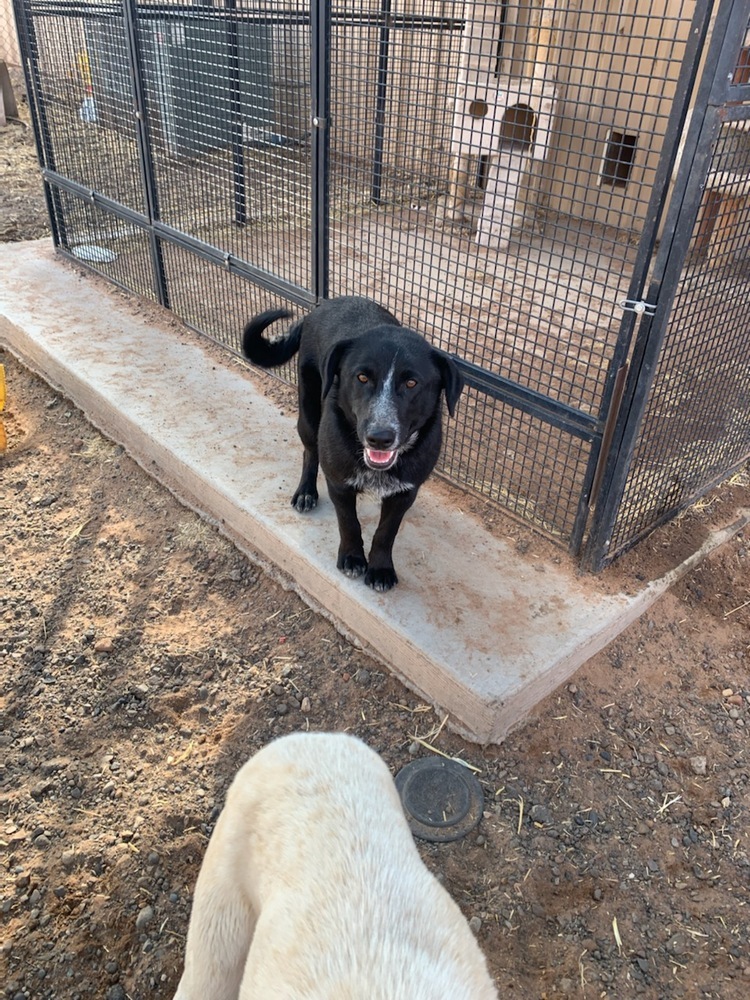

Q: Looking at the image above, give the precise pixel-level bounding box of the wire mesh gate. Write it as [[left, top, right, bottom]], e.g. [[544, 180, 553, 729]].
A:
[[12, 0, 750, 569], [585, 0, 750, 568]]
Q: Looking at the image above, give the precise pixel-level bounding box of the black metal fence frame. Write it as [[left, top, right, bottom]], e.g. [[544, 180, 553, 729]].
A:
[[585, 0, 750, 569], [11, 0, 750, 570], [15, 1, 607, 442]]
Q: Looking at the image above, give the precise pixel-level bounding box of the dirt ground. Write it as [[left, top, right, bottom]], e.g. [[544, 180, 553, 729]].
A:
[[0, 112, 50, 244], [3, 103, 750, 1000]]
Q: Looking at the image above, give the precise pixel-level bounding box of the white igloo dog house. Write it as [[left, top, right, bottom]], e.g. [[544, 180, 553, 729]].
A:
[[446, 4, 559, 249]]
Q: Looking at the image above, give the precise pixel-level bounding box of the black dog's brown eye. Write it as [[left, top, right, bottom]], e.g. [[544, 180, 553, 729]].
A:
[[357, 373, 368, 384], [405, 378, 417, 389]]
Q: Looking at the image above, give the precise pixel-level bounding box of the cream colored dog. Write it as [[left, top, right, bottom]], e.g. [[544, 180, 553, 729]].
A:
[[174, 731, 498, 1000]]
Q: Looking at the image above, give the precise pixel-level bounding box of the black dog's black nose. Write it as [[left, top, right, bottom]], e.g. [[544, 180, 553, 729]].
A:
[[366, 427, 398, 449]]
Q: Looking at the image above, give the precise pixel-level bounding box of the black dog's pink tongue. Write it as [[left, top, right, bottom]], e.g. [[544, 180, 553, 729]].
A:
[[366, 448, 395, 466]]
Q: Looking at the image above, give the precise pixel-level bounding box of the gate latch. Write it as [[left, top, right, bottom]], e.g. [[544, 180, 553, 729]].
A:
[[620, 298, 657, 316]]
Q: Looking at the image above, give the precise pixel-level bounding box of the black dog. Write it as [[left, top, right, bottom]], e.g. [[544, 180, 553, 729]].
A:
[[242, 296, 463, 591]]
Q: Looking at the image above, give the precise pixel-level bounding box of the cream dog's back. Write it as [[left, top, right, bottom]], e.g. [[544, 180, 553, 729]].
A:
[[174, 732, 498, 1000]]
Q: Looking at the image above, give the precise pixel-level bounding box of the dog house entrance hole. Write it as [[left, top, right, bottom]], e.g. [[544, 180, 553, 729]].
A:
[[499, 103, 537, 150], [468, 99, 489, 118]]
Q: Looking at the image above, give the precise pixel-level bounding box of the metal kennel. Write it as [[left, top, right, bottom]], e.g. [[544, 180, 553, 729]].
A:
[[11, 0, 750, 569]]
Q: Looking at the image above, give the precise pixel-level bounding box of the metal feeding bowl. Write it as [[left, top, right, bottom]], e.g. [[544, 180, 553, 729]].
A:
[[395, 757, 484, 843]]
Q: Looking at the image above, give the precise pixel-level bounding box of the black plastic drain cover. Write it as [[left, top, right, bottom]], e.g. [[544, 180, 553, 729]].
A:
[[395, 757, 484, 843]]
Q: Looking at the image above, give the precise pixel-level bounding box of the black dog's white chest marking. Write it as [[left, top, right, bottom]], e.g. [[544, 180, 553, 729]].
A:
[[346, 469, 416, 499], [348, 430, 419, 498]]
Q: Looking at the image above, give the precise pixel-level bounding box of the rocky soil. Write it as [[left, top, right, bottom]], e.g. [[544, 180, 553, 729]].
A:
[[2, 97, 750, 1000]]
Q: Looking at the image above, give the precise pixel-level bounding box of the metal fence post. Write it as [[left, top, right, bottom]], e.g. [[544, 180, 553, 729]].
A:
[[226, 0, 247, 227], [11, 0, 67, 248], [122, 0, 170, 309], [310, 0, 330, 301], [370, 0, 392, 205], [569, 0, 718, 558]]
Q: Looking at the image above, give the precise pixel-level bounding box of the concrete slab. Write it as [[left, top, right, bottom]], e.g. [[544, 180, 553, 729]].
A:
[[2, 241, 746, 744]]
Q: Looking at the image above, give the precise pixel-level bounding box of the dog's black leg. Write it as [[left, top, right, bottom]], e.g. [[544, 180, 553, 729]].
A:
[[327, 481, 367, 578], [365, 489, 418, 592], [292, 444, 319, 512], [292, 363, 321, 512]]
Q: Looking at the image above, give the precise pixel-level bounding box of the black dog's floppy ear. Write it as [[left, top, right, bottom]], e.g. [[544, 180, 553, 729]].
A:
[[432, 350, 464, 417], [322, 340, 354, 398]]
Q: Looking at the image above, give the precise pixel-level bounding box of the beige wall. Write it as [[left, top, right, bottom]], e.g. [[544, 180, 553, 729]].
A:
[[442, 0, 699, 234], [547, 0, 693, 231], [1, 0, 22, 67]]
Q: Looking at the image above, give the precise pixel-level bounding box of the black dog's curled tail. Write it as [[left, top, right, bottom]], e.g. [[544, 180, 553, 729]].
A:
[[242, 309, 302, 368]]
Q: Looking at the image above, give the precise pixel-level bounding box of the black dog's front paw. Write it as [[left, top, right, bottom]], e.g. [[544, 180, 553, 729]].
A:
[[338, 552, 367, 579], [291, 489, 318, 513], [364, 566, 398, 592]]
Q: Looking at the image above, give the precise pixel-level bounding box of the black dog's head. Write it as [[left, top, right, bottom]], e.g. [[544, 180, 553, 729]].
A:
[[323, 327, 463, 472]]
